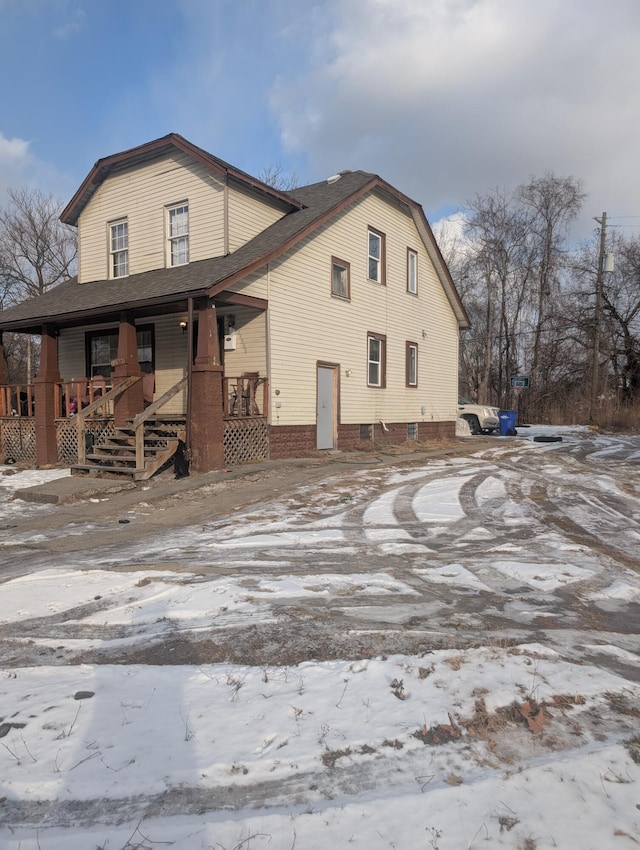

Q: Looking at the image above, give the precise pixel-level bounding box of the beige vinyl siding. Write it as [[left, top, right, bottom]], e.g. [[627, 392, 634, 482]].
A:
[[266, 191, 459, 427], [227, 183, 287, 252], [222, 307, 267, 377], [77, 151, 225, 283], [153, 314, 188, 413], [227, 267, 269, 301]]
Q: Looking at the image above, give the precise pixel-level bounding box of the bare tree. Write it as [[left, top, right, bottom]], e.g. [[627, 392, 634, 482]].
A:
[[463, 188, 533, 406], [0, 188, 77, 382], [517, 173, 585, 393], [257, 164, 300, 192], [601, 232, 640, 402], [452, 174, 586, 420], [0, 187, 77, 306]]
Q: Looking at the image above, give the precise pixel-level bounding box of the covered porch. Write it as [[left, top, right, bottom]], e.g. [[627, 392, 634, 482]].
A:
[[0, 295, 270, 476]]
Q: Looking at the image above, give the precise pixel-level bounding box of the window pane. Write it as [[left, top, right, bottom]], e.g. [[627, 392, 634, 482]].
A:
[[111, 221, 128, 277], [111, 221, 128, 251], [169, 205, 189, 237], [90, 332, 118, 379], [113, 250, 128, 277], [408, 250, 417, 293], [171, 235, 189, 265], [368, 337, 381, 386], [136, 329, 153, 365], [332, 263, 348, 297], [168, 205, 189, 266], [408, 345, 417, 385], [368, 231, 381, 281]]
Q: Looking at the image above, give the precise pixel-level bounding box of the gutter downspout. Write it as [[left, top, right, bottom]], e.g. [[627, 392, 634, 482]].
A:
[[186, 296, 194, 456], [223, 172, 229, 255]]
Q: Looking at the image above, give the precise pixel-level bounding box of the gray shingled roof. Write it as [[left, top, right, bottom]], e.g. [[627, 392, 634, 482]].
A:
[[0, 170, 378, 332]]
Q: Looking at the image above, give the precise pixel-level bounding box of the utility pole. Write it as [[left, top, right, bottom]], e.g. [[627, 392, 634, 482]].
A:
[[589, 212, 607, 423]]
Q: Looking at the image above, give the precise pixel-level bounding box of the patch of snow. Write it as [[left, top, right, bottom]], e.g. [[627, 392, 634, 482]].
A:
[[491, 560, 595, 591]]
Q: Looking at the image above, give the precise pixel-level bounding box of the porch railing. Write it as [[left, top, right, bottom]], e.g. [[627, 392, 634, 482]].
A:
[[223, 375, 268, 418], [76, 375, 141, 464], [131, 377, 187, 470], [0, 378, 110, 419], [2, 375, 268, 420], [0, 383, 35, 417], [58, 376, 109, 417]]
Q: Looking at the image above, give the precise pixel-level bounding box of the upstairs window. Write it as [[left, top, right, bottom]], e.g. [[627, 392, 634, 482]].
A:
[[368, 227, 386, 284], [168, 203, 189, 266], [331, 257, 350, 300], [110, 219, 128, 278], [407, 248, 418, 294], [367, 332, 386, 387], [406, 341, 418, 387]]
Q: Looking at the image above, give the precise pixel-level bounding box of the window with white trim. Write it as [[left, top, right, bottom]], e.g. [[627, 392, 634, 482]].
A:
[[331, 257, 350, 299], [407, 248, 418, 294], [406, 341, 418, 387], [368, 227, 386, 284], [109, 219, 128, 278], [367, 332, 386, 387], [168, 203, 189, 266]]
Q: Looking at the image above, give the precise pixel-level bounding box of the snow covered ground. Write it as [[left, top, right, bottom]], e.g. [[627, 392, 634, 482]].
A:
[[1, 426, 639, 849]]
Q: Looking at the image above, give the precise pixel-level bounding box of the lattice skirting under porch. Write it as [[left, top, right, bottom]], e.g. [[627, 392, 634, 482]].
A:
[[56, 418, 115, 464], [2, 416, 266, 469], [1, 417, 36, 463], [223, 416, 268, 466]]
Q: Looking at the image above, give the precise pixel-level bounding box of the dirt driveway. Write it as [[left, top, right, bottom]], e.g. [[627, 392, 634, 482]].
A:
[[2, 428, 639, 678], [2, 428, 640, 847]]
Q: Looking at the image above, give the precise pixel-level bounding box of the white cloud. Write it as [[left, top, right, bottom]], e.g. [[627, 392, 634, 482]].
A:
[[271, 0, 640, 237], [0, 130, 74, 206], [0, 132, 29, 164]]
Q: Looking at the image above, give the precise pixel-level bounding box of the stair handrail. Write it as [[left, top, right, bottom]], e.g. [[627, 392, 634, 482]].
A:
[[131, 376, 188, 470], [76, 375, 141, 464]]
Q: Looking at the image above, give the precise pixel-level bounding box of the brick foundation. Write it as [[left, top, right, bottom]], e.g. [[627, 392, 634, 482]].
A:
[[268, 420, 456, 459], [268, 425, 317, 459], [417, 421, 455, 440]]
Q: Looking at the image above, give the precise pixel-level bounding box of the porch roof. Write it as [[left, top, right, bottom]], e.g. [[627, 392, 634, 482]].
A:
[[0, 167, 470, 333]]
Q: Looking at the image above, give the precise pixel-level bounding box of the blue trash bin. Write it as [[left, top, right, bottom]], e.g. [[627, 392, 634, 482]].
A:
[[498, 410, 517, 436]]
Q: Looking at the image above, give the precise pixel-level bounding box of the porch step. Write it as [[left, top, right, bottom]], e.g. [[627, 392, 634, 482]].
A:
[[71, 463, 146, 478], [71, 417, 185, 481]]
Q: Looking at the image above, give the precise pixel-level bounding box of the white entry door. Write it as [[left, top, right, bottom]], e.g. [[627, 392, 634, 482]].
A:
[[316, 365, 337, 450]]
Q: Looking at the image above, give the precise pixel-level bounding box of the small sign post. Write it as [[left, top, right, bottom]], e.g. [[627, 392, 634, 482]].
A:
[[510, 375, 530, 389]]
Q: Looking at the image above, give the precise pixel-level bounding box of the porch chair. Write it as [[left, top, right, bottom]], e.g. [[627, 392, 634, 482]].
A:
[[241, 372, 261, 416]]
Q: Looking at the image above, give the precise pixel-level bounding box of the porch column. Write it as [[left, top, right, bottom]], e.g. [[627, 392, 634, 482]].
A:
[[112, 312, 144, 428], [190, 300, 224, 473], [33, 325, 61, 466], [0, 332, 7, 385]]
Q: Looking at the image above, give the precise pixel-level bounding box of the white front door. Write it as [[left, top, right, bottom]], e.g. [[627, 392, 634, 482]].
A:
[[316, 365, 337, 450]]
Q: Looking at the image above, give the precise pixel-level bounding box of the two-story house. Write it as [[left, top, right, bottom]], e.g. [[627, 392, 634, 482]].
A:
[[0, 134, 469, 478]]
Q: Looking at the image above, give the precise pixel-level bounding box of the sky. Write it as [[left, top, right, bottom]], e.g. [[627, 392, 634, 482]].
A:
[[1, 0, 640, 240]]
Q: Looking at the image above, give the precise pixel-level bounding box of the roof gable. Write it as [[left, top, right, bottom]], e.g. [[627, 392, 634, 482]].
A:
[[60, 133, 303, 227], [0, 145, 469, 331]]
